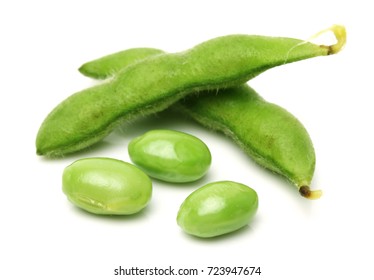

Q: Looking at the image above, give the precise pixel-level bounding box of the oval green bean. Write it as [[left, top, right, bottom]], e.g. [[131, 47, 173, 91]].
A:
[[62, 157, 152, 215], [36, 26, 345, 157], [128, 129, 211, 183], [177, 181, 258, 238]]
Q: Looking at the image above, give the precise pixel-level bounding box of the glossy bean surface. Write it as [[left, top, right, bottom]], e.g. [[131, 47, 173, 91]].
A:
[[62, 157, 152, 215], [36, 27, 344, 157], [128, 130, 211, 183], [177, 181, 258, 238]]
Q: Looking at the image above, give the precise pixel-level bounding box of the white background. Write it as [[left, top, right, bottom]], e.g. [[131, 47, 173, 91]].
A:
[[1, 0, 373, 279]]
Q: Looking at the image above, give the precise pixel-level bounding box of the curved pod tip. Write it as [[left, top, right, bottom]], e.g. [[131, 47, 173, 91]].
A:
[[299, 186, 323, 200]]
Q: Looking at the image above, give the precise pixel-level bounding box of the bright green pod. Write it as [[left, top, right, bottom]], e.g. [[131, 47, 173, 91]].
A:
[[128, 130, 211, 183], [62, 157, 152, 215], [178, 84, 321, 199], [36, 26, 345, 157], [78, 25, 346, 81], [177, 181, 258, 238]]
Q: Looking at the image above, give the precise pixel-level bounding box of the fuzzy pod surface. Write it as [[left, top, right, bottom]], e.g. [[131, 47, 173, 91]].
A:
[[79, 48, 165, 79], [177, 84, 321, 199], [36, 27, 345, 157]]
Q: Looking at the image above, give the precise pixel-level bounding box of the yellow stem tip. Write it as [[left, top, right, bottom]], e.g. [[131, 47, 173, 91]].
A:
[[309, 24, 347, 55]]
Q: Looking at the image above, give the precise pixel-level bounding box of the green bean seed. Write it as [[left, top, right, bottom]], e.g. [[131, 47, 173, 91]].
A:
[[177, 181, 258, 238], [36, 26, 345, 157], [128, 130, 211, 183], [62, 157, 152, 215]]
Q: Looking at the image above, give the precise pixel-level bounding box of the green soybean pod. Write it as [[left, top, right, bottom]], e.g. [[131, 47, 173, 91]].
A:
[[128, 130, 211, 183], [178, 84, 321, 199], [36, 26, 345, 157], [78, 25, 346, 81], [177, 181, 258, 238], [62, 157, 152, 215]]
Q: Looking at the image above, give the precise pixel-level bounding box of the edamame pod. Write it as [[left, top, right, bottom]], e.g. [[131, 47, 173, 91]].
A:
[[177, 84, 321, 199], [78, 25, 346, 80], [177, 181, 258, 238], [36, 26, 345, 157]]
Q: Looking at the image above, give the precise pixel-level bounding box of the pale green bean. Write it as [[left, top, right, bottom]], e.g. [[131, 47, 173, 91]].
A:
[[128, 130, 211, 183], [177, 181, 258, 238], [62, 157, 152, 215]]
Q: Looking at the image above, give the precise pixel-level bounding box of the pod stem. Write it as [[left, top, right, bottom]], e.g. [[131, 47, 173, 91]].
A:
[[308, 24, 346, 55], [299, 186, 323, 200]]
